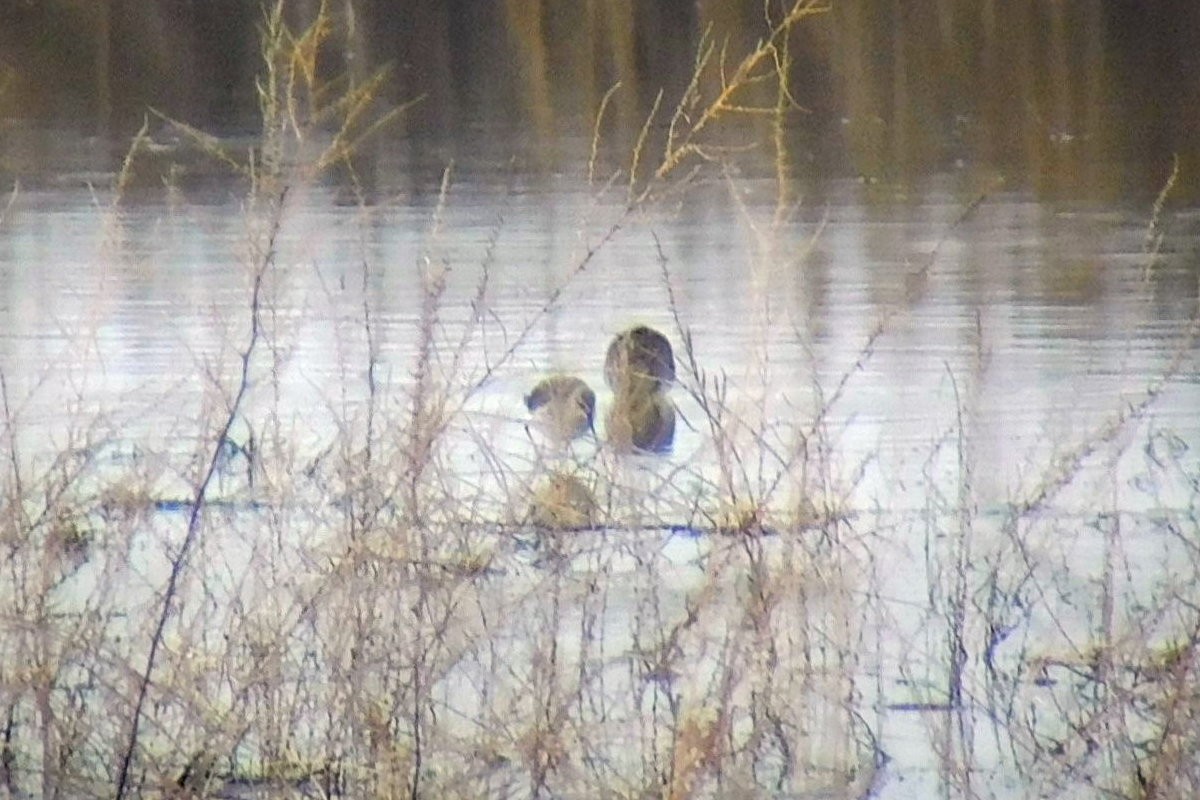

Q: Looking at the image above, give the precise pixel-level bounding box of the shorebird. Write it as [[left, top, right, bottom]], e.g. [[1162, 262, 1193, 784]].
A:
[[524, 374, 596, 444], [605, 387, 676, 454], [604, 325, 676, 394]]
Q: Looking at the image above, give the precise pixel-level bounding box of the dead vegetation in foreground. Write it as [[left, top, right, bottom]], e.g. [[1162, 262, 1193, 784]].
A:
[[2, 2, 1200, 798]]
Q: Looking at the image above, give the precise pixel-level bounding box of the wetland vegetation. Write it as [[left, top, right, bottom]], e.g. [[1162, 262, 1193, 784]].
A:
[[0, 2, 1198, 798]]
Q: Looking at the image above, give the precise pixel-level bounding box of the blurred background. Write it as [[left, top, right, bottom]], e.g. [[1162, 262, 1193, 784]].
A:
[[1, 0, 1198, 200]]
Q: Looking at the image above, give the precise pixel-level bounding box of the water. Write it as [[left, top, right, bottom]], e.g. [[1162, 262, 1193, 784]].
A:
[[1, 128, 1198, 797], [6, 165, 1195, 480]]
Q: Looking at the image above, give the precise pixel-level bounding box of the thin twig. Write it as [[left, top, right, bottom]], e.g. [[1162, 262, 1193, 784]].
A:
[[115, 186, 287, 799]]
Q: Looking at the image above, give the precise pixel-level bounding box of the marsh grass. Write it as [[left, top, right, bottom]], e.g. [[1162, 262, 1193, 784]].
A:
[[1, 1, 1199, 799]]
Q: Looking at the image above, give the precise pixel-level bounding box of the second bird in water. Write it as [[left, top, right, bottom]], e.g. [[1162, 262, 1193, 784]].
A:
[[604, 325, 677, 454], [604, 325, 676, 394], [605, 387, 675, 453]]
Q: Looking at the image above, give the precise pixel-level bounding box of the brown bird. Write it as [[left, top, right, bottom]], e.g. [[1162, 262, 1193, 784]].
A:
[[604, 325, 676, 395], [524, 374, 596, 444], [605, 387, 676, 454]]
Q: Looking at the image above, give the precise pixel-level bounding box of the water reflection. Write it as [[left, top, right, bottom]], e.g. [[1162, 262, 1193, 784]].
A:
[[4, 1, 1200, 201]]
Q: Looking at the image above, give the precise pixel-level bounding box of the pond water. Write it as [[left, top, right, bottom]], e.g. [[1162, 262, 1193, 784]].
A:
[[1, 121, 1198, 798], [2, 129, 1196, 505]]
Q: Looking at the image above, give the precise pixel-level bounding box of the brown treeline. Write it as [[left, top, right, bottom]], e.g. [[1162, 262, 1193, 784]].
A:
[[0, 0, 1197, 197]]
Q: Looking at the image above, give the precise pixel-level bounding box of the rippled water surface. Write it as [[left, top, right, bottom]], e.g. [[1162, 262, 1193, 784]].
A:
[[1, 129, 1198, 797], [2, 147, 1196, 506]]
